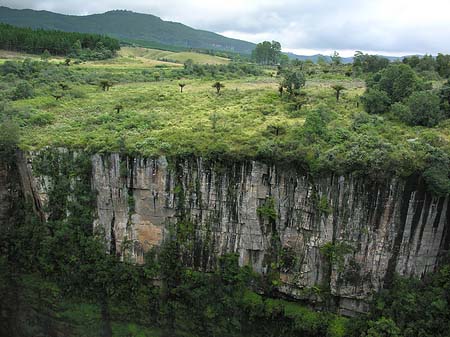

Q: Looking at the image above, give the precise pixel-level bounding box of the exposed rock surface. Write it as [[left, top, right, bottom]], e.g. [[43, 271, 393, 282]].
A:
[[11, 152, 450, 315]]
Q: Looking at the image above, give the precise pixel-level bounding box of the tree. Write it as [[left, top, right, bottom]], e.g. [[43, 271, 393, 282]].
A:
[[439, 80, 450, 115], [100, 80, 113, 91], [252, 41, 282, 65], [436, 53, 450, 78], [281, 69, 306, 97], [290, 92, 308, 110], [59, 83, 70, 91], [12, 81, 34, 100], [278, 85, 284, 97], [41, 49, 51, 61], [375, 64, 420, 103], [114, 104, 123, 113], [71, 40, 82, 56], [183, 59, 194, 73], [361, 88, 391, 114], [331, 84, 345, 101], [179, 83, 186, 93], [402, 91, 442, 127], [0, 117, 20, 158], [330, 51, 341, 66], [51, 93, 63, 100], [212, 82, 225, 94], [365, 317, 401, 337], [0, 23, 119, 58], [353, 51, 389, 74]]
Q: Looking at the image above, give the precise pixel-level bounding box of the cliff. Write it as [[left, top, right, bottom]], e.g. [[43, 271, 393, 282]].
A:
[[10, 151, 450, 315]]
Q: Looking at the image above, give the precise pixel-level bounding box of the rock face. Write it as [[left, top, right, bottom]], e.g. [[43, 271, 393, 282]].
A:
[[13, 152, 450, 315]]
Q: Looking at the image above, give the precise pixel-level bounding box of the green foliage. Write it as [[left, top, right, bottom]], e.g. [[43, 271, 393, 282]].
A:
[[365, 317, 401, 337], [401, 91, 443, 127], [41, 49, 51, 61], [318, 195, 332, 215], [422, 148, 450, 196], [440, 80, 450, 114], [0, 7, 255, 54], [361, 88, 391, 114], [436, 53, 450, 78], [320, 242, 353, 271], [349, 264, 450, 337], [331, 84, 345, 101], [402, 53, 450, 79], [281, 68, 306, 96], [353, 51, 389, 74], [0, 116, 20, 158], [302, 106, 331, 144], [0, 23, 120, 57], [257, 197, 277, 222], [372, 63, 420, 103], [252, 41, 282, 65], [212, 81, 225, 94], [330, 51, 342, 66], [12, 81, 34, 100]]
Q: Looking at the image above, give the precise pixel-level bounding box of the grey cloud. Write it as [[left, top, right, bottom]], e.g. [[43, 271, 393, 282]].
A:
[[1, 0, 449, 54]]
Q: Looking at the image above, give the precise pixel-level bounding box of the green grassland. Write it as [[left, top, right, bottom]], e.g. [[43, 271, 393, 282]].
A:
[[0, 49, 64, 64], [3, 47, 450, 181], [119, 46, 230, 65], [14, 73, 364, 156]]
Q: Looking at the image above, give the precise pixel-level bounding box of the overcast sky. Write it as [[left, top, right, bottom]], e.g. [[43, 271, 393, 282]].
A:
[[2, 0, 450, 56]]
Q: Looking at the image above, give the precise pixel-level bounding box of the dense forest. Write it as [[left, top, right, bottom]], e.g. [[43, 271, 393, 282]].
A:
[[0, 23, 120, 59]]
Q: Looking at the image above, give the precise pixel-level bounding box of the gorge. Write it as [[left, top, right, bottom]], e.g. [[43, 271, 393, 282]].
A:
[[4, 150, 448, 316]]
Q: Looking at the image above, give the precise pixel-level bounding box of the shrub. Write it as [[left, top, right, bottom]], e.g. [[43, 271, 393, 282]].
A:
[[68, 88, 87, 99], [12, 81, 34, 100], [28, 111, 55, 126], [390, 102, 410, 121], [404, 91, 442, 127], [361, 88, 391, 114], [376, 63, 420, 102], [366, 317, 401, 337], [0, 117, 20, 158]]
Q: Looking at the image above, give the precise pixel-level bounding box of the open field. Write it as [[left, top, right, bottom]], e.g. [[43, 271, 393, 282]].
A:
[[2, 47, 449, 177], [119, 46, 230, 65], [13, 74, 369, 158]]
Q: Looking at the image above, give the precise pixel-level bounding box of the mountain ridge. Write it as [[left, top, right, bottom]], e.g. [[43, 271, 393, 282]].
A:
[[0, 6, 256, 54], [0, 6, 412, 61]]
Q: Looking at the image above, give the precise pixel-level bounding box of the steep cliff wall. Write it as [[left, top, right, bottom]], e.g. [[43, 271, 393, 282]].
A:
[[17, 152, 450, 315]]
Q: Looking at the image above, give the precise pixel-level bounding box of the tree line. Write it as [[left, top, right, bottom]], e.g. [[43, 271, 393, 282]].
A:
[[0, 23, 120, 57]]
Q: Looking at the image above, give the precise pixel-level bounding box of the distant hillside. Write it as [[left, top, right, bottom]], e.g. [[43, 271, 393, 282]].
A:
[[0, 6, 256, 54], [285, 52, 404, 64]]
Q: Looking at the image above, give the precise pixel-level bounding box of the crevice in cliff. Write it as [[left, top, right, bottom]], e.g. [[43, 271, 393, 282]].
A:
[[384, 174, 419, 288], [438, 198, 450, 258], [110, 213, 116, 255], [15, 150, 45, 222]]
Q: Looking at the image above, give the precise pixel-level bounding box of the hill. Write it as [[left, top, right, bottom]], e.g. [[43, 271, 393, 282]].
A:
[[0, 6, 255, 55], [119, 47, 230, 65], [284, 52, 404, 64]]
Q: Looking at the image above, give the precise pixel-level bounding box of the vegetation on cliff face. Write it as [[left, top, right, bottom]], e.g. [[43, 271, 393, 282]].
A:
[[0, 148, 348, 336]]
